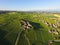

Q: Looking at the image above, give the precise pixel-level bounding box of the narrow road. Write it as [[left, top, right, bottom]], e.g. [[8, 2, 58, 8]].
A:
[[24, 32, 31, 45], [15, 31, 21, 45]]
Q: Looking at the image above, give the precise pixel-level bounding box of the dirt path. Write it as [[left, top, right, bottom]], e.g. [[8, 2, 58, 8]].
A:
[[15, 30, 31, 45], [15, 32, 21, 45], [24, 33, 31, 45]]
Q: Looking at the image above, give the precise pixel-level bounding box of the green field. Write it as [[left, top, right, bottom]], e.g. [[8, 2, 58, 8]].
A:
[[0, 12, 60, 45]]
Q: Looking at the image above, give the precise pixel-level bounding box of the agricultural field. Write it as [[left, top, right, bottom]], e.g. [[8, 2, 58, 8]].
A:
[[0, 11, 60, 45]]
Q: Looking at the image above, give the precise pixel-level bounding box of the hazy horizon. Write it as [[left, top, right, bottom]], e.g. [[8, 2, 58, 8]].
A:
[[0, 0, 60, 11]]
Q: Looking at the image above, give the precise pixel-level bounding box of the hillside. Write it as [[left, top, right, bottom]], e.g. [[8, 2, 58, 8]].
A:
[[0, 12, 60, 45]]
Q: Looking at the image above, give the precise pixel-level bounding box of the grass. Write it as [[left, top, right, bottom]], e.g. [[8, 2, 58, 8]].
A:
[[0, 12, 60, 45]]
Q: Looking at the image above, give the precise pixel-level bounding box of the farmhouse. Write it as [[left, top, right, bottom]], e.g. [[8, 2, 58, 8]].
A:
[[21, 20, 32, 30]]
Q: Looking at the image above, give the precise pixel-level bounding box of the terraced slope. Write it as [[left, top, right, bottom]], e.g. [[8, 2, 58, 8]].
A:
[[0, 12, 60, 45]]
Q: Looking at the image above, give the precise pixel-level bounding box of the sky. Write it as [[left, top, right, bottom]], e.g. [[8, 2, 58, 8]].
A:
[[0, 0, 60, 11]]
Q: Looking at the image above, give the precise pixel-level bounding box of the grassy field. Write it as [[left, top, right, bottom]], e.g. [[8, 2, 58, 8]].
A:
[[0, 12, 60, 45]]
